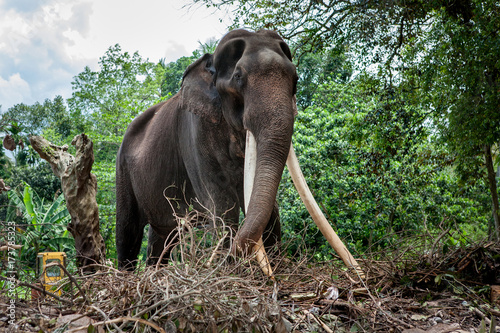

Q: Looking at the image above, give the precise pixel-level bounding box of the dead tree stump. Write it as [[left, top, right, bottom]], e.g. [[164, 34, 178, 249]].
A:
[[30, 134, 106, 270]]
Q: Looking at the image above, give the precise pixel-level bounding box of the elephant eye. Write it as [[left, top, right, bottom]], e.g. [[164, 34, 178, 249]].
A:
[[232, 69, 245, 86]]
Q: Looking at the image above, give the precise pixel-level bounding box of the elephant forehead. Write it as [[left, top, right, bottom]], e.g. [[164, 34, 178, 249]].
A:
[[255, 48, 283, 64], [243, 49, 294, 79], [241, 48, 288, 75]]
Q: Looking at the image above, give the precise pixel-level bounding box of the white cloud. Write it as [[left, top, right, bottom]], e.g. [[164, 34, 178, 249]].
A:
[[0, 73, 31, 110], [0, 0, 94, 110], [0, 0, 51, 13], [0, 0, 230, 111], [163, 40, 190, 62]]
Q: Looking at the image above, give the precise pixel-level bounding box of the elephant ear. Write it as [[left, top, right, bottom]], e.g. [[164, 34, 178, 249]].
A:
[[180, 53, 222, 124], [214, 38, 246, 79]]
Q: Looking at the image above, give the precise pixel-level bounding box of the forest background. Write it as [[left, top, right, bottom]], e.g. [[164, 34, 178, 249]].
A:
[[1, 0, 499, 272]]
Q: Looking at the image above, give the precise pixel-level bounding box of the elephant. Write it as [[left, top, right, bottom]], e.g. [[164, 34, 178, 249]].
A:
[[115, 29, 297, 269], [115, 29, 363, 274]]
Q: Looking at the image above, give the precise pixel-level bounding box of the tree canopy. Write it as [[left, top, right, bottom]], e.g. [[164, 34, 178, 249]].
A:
[[195, 0, 500, 240]]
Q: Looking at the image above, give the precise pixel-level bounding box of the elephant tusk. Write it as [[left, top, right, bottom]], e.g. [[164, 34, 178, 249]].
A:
[[244, 131, 274, 277], [244, 131, 257, 213], [286, 143, 365, 279]]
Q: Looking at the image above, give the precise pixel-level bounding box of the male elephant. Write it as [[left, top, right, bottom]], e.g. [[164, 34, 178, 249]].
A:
[[116, 29, 363, 273], [116, 29, 297, 270], [116, 30, 297, 268]]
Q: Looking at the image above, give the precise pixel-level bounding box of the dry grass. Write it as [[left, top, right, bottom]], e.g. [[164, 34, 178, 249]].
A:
[[1, 217, 499, 332]]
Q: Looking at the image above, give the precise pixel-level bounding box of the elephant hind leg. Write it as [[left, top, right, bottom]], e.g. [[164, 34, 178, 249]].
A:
[[116, 177, 145, 270], [262, 201, 281, 253], [116, 209, 144, 270]]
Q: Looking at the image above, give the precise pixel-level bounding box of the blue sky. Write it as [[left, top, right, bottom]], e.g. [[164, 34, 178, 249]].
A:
[[0, 0, 231, 111]]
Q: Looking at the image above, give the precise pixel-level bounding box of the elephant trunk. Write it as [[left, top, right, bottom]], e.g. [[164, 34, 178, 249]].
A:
[[237, 99, 294, 253]]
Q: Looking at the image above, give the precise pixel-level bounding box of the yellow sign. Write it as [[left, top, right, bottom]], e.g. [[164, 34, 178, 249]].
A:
[[36, 252, 66, 296]]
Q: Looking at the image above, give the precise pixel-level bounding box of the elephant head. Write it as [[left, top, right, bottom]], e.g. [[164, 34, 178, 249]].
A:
[[208, 30, 298, 253]]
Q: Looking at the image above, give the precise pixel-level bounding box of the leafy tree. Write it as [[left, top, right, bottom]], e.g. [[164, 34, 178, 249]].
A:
[[68, 44, 167, 145], [67, 45, 167, 180], [66, 45, 168, 257], [5, 183, 73, 274], [295, 46, 353, 109], [279, 74, 490, 257], [160, 39, 218, 97], [0, 97, 68, 211], [413, 3, 500, 239], [198, 0, 500, 240], [2, 96, 72, 140], [1, 96, 74, 171], [195, 0, 429, 61]]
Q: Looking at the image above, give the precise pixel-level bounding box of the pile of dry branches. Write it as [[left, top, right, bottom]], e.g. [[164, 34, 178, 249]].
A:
[[2, 220, 500, 332]]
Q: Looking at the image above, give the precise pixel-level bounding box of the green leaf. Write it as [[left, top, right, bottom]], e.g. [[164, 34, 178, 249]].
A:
[[478, 319, 486, 333], [43, 195, 69, 225], [23, 185, 35, 216], [48, 209, 70, 225]]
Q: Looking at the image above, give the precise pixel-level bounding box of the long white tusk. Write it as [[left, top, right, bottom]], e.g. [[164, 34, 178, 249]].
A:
[[244, 131, 274, 277], [286, 143, 365, 279], [244, 131, 257, 213]]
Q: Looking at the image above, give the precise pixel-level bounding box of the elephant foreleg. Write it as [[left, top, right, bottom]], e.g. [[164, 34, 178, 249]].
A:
[[147, 226, 173, 266], [262, 201, 281, 253]]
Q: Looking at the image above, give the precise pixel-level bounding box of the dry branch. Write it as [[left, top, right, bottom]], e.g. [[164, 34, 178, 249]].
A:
[[0, 244, 22, 251], [3, 210, 498, 333], [67, 317, 166, 333], [0, 178, 10, 193]]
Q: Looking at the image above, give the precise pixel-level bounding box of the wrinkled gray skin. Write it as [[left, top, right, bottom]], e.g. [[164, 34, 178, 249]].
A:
[[116, 30, 298, 270]]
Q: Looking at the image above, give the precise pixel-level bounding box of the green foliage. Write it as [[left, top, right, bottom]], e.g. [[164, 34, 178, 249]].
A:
[[413, 1, 500, 178], [7, 163, 61, 202], [1, 96, 75, 174], [68, 44, 167, 144], [160, 40, 218, 97], [0, 146, 10, 180], [161, 55, 198, 97], [295, 46, 353, 109], [196, 0, 428, 62], [279, 74, 490, 258], [2, 96, 72, 140], [6, 183, 74, 271]]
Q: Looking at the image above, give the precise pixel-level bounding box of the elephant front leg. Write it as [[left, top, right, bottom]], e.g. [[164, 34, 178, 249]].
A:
[[147, 226, 173, 266], [262, 201, 281, 253]]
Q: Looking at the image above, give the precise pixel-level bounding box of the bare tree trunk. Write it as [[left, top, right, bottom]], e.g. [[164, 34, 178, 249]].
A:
[[30, 134, 106, 271], [484, 144, 500, 241]]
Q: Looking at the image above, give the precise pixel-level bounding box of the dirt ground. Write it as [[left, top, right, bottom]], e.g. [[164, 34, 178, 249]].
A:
[[1, 235, 499, 333]]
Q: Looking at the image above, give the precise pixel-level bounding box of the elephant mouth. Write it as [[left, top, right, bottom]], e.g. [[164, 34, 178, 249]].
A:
[[242, 130, 364, 278]]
